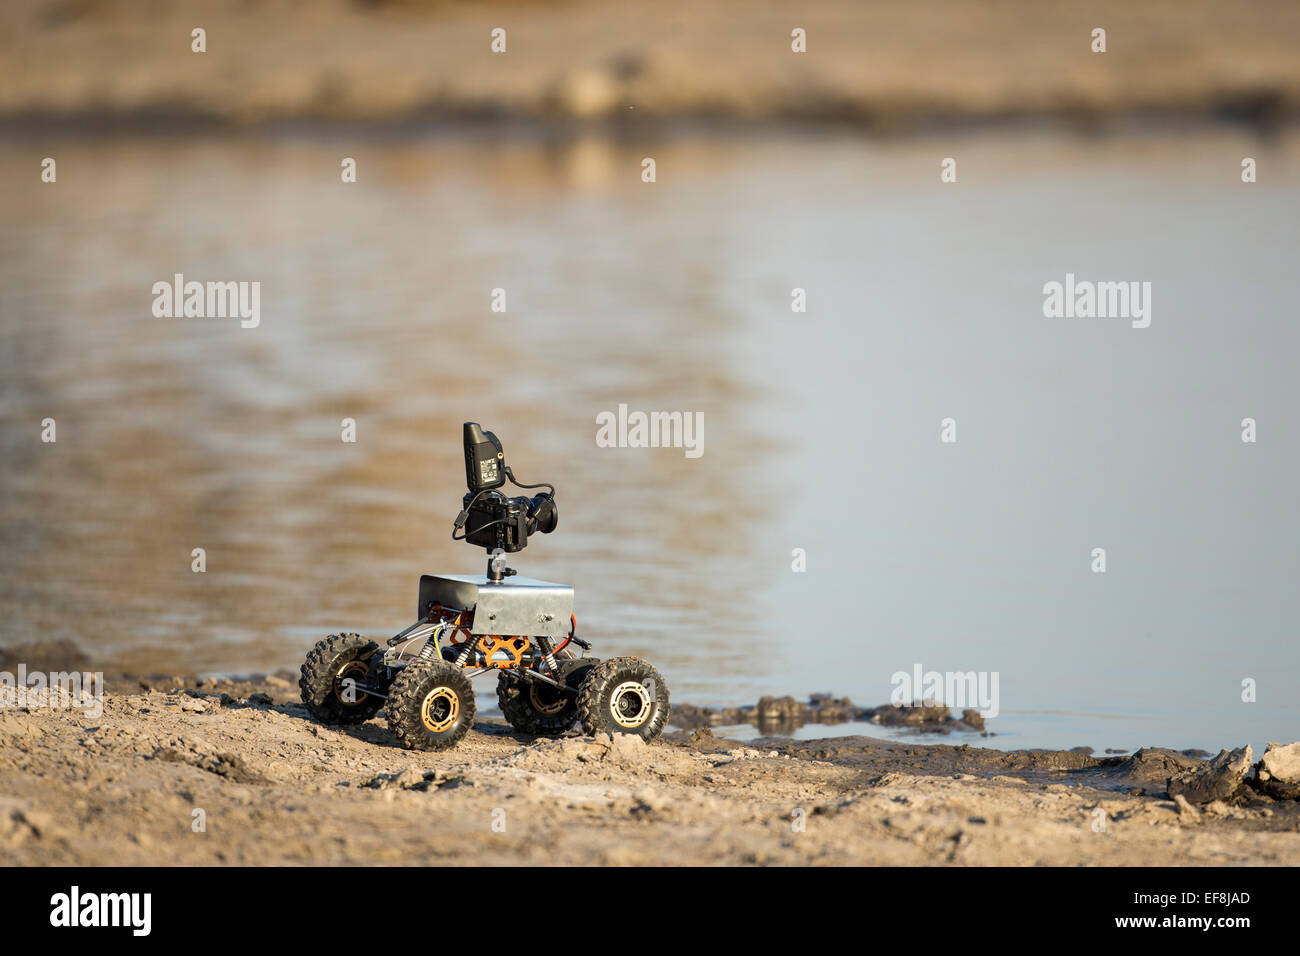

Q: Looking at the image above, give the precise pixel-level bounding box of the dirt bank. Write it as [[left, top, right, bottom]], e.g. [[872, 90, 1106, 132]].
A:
[[3, 0, 1299, 131], [3, 675, 1298, 865]]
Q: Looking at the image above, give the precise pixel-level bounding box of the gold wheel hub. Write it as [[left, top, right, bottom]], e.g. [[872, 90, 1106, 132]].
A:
[[529, 682, 568, 716], [610, 681, 652, 729], [420, 687, 459, 733], [333, 660, 370, 706]]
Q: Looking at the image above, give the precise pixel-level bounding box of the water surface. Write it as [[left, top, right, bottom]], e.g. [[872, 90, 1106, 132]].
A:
[[1, 126, 1296, 754]]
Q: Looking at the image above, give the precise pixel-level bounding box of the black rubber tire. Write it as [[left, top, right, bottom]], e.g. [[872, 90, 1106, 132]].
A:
[[299, 633, 384, 726], [387, 660, 476, 751], [576, 656, 670, 740], [496, 658, 599, 737]]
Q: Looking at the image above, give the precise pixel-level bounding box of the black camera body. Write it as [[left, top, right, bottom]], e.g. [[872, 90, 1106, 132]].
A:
[[455, 423, 557, 566], [462, 491, 534, 553]]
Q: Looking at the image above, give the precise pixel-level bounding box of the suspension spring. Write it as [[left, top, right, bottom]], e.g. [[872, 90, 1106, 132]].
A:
[[536, 634, 560, 677], [417, 623, 447, 662], [454, 632, 476, 667]]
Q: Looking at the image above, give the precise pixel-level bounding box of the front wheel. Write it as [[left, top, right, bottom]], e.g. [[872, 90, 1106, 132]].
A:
[[576, 657, 669, 740], [387, 660, 476, 751]]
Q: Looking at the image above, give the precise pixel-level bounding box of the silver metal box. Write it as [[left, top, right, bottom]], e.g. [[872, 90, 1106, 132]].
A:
[[417, 573, 575, 639]]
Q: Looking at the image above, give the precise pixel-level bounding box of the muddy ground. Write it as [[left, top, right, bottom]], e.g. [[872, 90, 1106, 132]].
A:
[[3, 673, 1298, 866]]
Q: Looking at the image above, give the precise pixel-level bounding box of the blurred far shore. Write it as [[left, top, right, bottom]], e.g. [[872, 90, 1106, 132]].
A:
[[3, 0, 1300, 135]]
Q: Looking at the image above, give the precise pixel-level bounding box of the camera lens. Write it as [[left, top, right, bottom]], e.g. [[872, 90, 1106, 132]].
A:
[[528, 494, 558, 534]]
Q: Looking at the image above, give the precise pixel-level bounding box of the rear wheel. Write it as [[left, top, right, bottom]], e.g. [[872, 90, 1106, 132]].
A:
[[497, 658, 599, 737], [299, 633, 384, 726], [387, 660, 476, 751], [576, 657, 669, 740]]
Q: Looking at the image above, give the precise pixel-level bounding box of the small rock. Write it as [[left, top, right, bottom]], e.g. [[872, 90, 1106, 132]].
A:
[[686, 726, 714, 745], [557, 738, 607, 762], [867, 771, 907, 788], [1261, 742, 1300, 785], [872, 701, 952, 728], [631, 786, 666, 813], [1, 805, 59, 844], [755, 695, 810, 733], [1114, 748, 1200, 790], [367, 768, 429, 790], [1168, 745, 1252, 805], [247, 693, 273, 707], [607, 733, 648, 762], [391, 767, 428, 790]]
